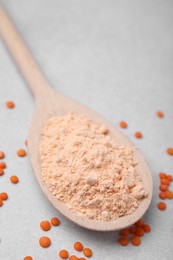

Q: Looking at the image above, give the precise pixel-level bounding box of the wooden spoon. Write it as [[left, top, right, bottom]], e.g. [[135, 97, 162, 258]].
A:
[[0, 6, 153, 231]]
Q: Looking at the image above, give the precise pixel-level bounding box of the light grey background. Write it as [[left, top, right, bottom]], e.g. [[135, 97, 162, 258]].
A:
[[0, 0, 173, 259]]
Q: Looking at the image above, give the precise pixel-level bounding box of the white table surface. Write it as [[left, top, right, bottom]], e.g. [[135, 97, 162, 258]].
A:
[[0, 0, 173, 259]]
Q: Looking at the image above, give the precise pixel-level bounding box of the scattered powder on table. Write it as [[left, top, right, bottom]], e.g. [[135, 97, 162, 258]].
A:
[[39, 113, 147, 221]]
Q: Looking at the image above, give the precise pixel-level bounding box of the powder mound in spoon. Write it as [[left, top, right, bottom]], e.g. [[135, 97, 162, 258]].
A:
[[40, 113, 147, 221]]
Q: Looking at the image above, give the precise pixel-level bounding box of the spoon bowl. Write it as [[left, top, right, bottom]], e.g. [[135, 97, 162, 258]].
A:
[[0, 6, 153, 231]]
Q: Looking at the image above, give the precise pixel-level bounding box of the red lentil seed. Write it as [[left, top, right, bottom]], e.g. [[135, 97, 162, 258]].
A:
[[158, 202, 166, 211], [167, 148, 173, 156], [83, 248, 92, 258], [0, 197, 3, 207], [156, 111, 164, 118], [0, 162, 6, 169], [131, 236, 141, 246], [10, 175, 19, 184], [167, 175, 173, 182], [135, 219, 144, 227], [51, 217, 60, 226], [161, 178, 170, 185], [159, 192, 166, 199], [129, 226, 137, 234], [17, 149, 27, 157], [0, 168, 4, 176], [118, 237, 129, 246], [135, 227, 145, 237], [24, 257, 33, 260], [6, 101, 15, 109], [143, 224, 151, 233], [0, 192, 8, 200], [119, 229, 129, 236], [134, 132, 143, 139], [159, 172, 167, 179], [159, 184, 168, 192], [0, 151, 5, 159], [119, 121, 128, 128]]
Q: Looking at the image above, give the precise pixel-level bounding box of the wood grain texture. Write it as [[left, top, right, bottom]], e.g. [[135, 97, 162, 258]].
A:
[[0, 5, 50, 99], [0, 5, 153, 231]]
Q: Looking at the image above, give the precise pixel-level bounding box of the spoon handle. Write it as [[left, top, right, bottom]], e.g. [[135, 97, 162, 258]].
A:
[[0, 5, 51, 99]]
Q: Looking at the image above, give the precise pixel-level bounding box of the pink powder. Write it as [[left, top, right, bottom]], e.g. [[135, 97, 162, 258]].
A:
[[39, 113, 147, 221]]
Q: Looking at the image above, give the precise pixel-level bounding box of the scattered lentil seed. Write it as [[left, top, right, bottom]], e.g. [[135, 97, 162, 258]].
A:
[[134, 132, 143, 139], [79, 258, 86, 260], [69, 256, 79, 260], [0, 197, 3, 207], [0, 192, 8, 200], [158, 202, 166, 211], [83, 248, 92, 258], [167, 175, 173, 182], [59, 250, 69, 259], [161, 178, 170, 185], [24, 257, 33, 260], [74, 242, 83, 251], [156, 111, 164, 118], [159, 172, 167, 179], [143, 224, 151, 233], [135, 227, 145, 237], [50, 217, 60, 226], [129, 226, 137, 234], [119, 121, 128, 128], [10, 175, 19, 184], [118, 237, 129, 246], [0, 151, 5, 159], [39, 236, 51, 248], [131, 236, 141, 246], [6, 101, 15, 108], [165, 190, 173, 199], [159, 184, 168, 192], [0, 168, 4, 176], [17, 149, 27, 157], [167, 148, 173, 156], [159, 192, 166, 199], [0, 162, 6, 169], [119, 229, 129, 236], [135, 219, 144, 227], [40, 220, 51, 231]]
